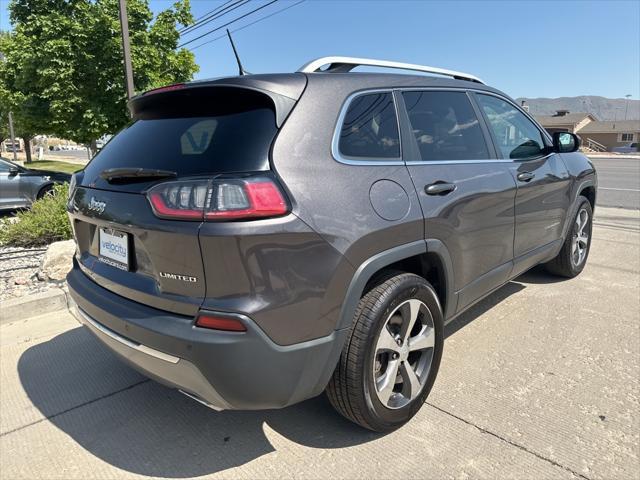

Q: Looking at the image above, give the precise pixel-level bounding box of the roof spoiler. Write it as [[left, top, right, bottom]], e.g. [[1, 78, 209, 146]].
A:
[[128, 82, 301, 128]]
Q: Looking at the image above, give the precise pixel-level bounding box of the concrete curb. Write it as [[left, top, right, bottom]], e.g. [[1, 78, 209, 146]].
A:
[[587, 154, 640, 159], [0, 287, 71, 325]]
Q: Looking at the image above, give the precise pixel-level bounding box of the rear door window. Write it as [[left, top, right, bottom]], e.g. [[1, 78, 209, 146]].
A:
[[338, 92, 401, 160], [402, 91, 490, 161], [476, 94, 546, 159]]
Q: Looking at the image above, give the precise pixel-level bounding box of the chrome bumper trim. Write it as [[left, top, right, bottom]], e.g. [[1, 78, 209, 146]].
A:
[[76, 307, 180, 364]]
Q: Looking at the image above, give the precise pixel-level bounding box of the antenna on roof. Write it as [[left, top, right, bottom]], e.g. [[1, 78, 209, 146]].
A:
[[226, 29, 249, 76]]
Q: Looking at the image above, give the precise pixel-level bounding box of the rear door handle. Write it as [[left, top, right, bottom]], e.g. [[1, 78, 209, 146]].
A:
[[517, 172, 535, 182], [425, 182, 456, 196]]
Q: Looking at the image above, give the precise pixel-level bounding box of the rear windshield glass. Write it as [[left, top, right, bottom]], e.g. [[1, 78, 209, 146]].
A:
[[82, 88, 277, 183]]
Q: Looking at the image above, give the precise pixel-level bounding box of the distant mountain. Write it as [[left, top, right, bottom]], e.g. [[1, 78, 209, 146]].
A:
[[515, 96, 640, 121]]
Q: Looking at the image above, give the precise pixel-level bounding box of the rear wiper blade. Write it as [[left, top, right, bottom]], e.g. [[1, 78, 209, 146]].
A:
[[99, 168, 177, 183]]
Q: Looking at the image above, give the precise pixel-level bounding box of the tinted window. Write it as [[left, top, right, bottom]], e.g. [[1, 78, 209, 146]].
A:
[[477, 94, 545, 159], [83, 89, 277, 187], [403, 91, 489, 161], [338, 92, 400, 159]]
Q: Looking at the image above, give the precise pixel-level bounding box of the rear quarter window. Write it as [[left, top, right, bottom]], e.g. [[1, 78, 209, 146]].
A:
[[337, 92, 400, 161]]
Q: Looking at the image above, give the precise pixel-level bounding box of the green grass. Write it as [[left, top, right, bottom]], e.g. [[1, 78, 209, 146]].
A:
[[26, 160, 82, 174]]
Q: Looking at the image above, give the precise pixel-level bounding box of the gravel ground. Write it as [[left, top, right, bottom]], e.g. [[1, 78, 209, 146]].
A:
[[0, 246, 52, 300]]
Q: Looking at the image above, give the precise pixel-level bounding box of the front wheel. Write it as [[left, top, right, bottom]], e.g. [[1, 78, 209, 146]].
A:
[[326, 273, 444, 432], [37, 184, 55, 200], [546, 196, 593, 278]]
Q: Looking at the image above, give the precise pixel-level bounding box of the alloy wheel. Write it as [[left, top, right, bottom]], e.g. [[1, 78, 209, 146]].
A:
[[372, 299, 435, 409], [572, 208, 590, 266]]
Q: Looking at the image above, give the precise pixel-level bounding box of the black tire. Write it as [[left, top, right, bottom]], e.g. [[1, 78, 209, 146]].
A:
[[545, 196, 593, 278], [326, 273, 444, 432], [37, 184, 54, 200]]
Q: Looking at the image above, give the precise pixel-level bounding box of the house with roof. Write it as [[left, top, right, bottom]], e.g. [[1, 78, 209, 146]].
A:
[[535, 110, 639, 152], [534, 110, 597, 134], [576, 120, 640, 152]]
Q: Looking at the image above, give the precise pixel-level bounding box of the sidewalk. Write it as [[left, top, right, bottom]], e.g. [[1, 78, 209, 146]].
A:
[[0, 207, 638, 479]]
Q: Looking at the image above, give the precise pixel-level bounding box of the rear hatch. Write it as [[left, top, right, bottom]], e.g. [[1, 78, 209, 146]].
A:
[[68, 80, 303, 316]]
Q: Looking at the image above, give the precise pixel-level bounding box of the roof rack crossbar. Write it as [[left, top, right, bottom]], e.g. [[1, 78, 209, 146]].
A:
[[297, 56, 484, 84]]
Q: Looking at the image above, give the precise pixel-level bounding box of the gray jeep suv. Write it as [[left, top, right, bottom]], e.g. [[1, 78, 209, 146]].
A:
[[67, 57, 597, 432]]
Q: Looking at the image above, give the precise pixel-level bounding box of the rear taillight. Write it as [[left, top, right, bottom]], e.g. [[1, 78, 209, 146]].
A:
[[147, 176, 288, 221]]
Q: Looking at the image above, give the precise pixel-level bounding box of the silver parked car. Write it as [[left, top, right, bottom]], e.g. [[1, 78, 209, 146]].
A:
[[0, 157, 71, 210], [611, 142, 638, 154]]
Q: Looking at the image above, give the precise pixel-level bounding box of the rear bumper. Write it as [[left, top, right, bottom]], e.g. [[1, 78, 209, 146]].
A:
[[67, 263, 348, 410]]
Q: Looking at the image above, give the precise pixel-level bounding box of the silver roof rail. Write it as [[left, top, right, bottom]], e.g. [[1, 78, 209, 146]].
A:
[[297, 56, 484, 84]]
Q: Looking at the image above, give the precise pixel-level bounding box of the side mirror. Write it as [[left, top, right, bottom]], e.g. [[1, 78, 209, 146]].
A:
[[553, 132, 581, 153], [8, 166, 19, 175]]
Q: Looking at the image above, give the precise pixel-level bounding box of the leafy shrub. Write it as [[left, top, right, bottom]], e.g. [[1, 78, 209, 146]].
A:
[[0, 184, 72, 247]]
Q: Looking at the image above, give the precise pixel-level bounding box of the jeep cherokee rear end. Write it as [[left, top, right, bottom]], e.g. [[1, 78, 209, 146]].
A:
[[67, 74, 354, 410], [68, 58, 596, 432]]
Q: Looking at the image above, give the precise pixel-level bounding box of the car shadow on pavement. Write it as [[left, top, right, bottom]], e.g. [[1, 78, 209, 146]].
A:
[[17, 327, 380, 478], [445, 280, 526, 339], [515, 265, 569, 285], [17, 280, 526, 477]]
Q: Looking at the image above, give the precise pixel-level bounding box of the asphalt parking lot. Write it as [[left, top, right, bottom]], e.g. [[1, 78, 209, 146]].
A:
[[1, 206, 638, 480]]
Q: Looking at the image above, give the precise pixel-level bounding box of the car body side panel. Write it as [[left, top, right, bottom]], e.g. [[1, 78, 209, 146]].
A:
[[18, 173, 54, 202], [508, 154, 573, 258], [558, 151, 598, 235], [0, 171, 27, 208], [407, 162, 517, 295], [198, 214, 355, 345], [271, 75, 424, 268]]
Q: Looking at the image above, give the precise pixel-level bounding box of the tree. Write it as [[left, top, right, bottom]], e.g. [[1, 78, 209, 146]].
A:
[[0, 0, 198, 153]]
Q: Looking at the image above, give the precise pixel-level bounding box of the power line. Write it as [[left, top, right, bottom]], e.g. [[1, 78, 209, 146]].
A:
[[180, 0, 250, 36], [188, 0, 304, 52], [182, 0, 235, 30], [159, 0, 304, 78], [177, 0, 279, 49]]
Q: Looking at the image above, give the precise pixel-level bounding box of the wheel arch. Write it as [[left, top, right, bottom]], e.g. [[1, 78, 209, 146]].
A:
[[562, 179, 597, 240], [579, 184, 596, 211], [36, 181, 56, 200], [336, 239, 456, 331]]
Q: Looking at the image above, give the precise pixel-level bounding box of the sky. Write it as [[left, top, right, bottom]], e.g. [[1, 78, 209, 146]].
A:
[[1, 0, 639, 100]]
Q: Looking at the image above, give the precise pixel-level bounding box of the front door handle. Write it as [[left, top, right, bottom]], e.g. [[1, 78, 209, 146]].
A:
[[425, 182, 456, 196], [517, 172, 535, 182]]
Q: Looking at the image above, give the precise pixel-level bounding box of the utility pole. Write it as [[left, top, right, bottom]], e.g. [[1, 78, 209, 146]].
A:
[[118, 0, 135, 100], [624, 94, 632, 120], [0, 52, 18, 162], [7, 111, 17, 163]]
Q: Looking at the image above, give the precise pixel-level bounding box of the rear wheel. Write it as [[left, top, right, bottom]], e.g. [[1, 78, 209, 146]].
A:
[[546, 196, 593, 278], [326, 273, 444, 432]]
